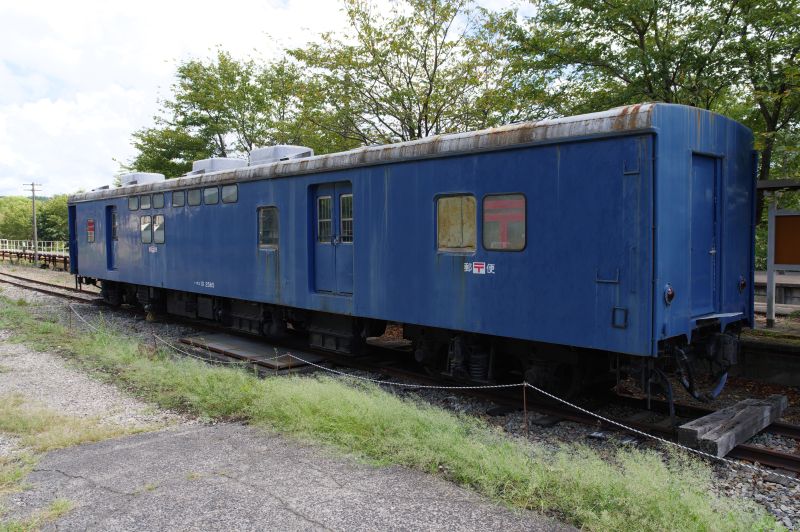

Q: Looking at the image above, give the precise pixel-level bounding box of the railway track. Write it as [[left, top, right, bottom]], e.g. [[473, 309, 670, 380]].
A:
[[3, 270, 800, 477], [0, 272, 99, 303]]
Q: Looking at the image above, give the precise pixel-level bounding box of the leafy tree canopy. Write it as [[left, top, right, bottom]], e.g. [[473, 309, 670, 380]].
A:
[[500, 0, 800, 183], [0, 196, 32, 241], [129, 0, 799, 188], [37, 195, 69, 242], [0, 195, 68, 242], [290, 0, 544, 144], [129, 51, 362, 177]]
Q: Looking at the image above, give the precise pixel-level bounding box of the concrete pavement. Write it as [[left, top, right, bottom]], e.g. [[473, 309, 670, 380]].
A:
[[5, 423, 572, 531]]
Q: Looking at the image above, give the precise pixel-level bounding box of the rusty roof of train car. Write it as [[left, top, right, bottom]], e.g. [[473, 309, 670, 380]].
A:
[[69, 103, 659, 203]]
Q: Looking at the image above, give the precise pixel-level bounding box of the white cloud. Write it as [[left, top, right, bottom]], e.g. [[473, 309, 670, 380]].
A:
[[0, 0, 354, 195], [0, 0, 518, 196]]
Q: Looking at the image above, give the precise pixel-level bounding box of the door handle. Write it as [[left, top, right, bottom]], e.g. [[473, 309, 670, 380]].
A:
[[333, 236, 341, 245], [709, 248, 717, 255]]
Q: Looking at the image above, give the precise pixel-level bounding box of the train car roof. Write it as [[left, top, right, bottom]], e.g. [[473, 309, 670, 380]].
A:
[[69, 102, 699, 203]]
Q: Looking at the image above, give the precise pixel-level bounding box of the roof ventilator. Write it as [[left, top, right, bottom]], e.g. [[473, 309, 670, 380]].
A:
[[185, 157, 248, 176], [119, 172, 166, 187], [249, 145, 313, 166]]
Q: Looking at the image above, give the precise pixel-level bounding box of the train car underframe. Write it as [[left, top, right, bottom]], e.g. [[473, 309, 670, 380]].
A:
[[91, 277, 744, 414]]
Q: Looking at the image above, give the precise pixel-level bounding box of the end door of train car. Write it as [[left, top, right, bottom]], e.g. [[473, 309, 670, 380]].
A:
[[690, 154, 720, 318]]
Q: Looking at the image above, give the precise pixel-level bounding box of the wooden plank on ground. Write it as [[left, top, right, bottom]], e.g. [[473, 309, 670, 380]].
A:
[[678, 395, 788, 458], [180, 333, 324, 369]]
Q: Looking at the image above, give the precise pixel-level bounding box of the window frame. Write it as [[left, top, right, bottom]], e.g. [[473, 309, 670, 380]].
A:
[[139, 194, 151, 209], [316, 196, 333, 243], [128, 196, 139, 211], [140, 215, 152, 244], [152, 192, 165, 209], [340, 193, 353, 244], [221, 184, 238, 204], [172, 190, 185, 207], [203, 186, 219, 205], [153, 214, 165, 244], [111, 211, 118, 241], [87, 219, 95, 243], [482, 193, 527, 252], [187, 189, 201, 206], [435, 193, 477, 253], [257, 206, 279, 249]]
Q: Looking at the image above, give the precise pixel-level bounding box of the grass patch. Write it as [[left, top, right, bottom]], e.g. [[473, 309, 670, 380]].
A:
[[0, 296, 780, 531], [0, 455, 36, 496], [0, 395, 139, 453], [0, 395, 135, 528], [0, 498, 73, 532]]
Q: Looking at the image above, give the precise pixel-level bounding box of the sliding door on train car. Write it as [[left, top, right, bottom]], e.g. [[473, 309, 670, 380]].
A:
[[690, 154, 719, 317], [105, 205, 118, 271], [68, 205, 78, 274], [313, 182, 353, 295]]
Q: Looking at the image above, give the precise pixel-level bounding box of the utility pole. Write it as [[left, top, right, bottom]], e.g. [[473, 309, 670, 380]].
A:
[[23, 183, 42, 266]]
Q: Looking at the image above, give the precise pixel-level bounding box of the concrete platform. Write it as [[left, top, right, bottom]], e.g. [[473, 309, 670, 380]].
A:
[[180, 333, 325, 370], [755, 271, 800, 288], [754, 302, 800, 316], [4, 424, 570, 531]]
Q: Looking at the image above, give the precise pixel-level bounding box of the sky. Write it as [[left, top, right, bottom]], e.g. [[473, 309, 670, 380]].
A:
[[0, 0, 525, 197], [0, 0, 358, 197]]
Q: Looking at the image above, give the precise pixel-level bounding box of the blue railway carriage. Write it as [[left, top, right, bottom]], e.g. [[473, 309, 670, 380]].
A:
[[68, 103, 755, 398]]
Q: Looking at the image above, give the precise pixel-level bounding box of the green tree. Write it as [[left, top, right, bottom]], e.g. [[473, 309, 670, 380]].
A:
[[130, 126, 212, 177], [503, 0, 800, 188], [504, 0, 741, 115], [37, 195, 69, 242], [735, 0, 800, 183], [130, 52, 359, 177], [0, 196, 33, 240], [291, 0, 537, 144]]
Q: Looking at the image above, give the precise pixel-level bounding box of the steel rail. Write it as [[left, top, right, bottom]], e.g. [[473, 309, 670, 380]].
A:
[[0, 271, 93, 293], [0, 273, 97, 303]]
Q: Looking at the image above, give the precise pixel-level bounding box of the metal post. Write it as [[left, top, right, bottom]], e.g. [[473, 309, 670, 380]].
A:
[[23, 183, 42, 266], [523, 383, 529, 436], [766, 195, 776, 328]]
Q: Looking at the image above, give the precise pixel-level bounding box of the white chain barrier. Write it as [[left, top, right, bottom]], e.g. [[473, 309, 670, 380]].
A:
[[64, 302, 799, 484], [282, 352, 524, 390]]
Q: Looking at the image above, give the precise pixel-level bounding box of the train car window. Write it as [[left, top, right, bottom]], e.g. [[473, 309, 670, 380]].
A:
[[222, 184, 238, 203], [437, 195, 476, 252], [153, 214, 165, 244], [188, 189, 201, 206], [140, 195, 151, 209], [140, 215, 152, 244], [204, 187, 219, 205], [128, 196, 139, 210], [340, 194, 353, 243], [317, 196, 332, 242], [152, 193, 164, 209], [258, 207, 279, 248], [483, 194, 526, 251], [87, 219, 95, 243], [172, 190, 185, 207]]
